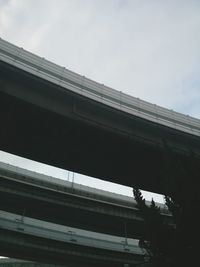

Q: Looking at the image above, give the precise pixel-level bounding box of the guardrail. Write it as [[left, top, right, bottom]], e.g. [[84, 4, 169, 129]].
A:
[[0, 38, 200, 137]]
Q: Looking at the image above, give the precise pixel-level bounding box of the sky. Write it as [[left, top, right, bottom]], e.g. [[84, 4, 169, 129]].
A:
[[0, 0, 200, 203]]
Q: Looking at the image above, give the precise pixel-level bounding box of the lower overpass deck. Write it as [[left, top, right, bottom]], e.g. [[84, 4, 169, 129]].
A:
[[0, 162, 172, 239], [0, 210, 147, 266]]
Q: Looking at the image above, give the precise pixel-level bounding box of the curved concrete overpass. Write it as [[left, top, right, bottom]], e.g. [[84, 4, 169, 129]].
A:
[[0, 38, 200, 194]]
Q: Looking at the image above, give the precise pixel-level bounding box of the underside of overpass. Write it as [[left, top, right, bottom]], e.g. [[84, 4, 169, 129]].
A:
[[0, 229, 144, 267], [0, 173, 173, 239], [1, 60, 200, 195], [0, 176, 142, 239]]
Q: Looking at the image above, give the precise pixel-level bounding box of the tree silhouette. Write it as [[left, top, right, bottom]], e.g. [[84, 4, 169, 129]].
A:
[[133, 185, 199, 267], [133, 188, 176, 266]]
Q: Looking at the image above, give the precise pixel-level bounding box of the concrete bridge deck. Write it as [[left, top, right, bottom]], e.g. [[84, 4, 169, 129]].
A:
[[0, 38, 199, 137], [1, 38, 200, 195], [0, 161, 172, 239], [0, 210, 147, 267]]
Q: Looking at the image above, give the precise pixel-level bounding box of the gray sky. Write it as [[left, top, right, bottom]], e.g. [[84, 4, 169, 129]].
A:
[[1, 0, 200, 202]]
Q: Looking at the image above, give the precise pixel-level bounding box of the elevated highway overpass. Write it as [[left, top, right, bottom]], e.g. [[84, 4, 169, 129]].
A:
[[1, 39, 200, 195], [0, 210, 147, 267], [0, 162, 172, 240]]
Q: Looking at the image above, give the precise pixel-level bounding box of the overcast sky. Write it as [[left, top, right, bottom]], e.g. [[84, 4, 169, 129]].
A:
[[1, 0, 200, 202]]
